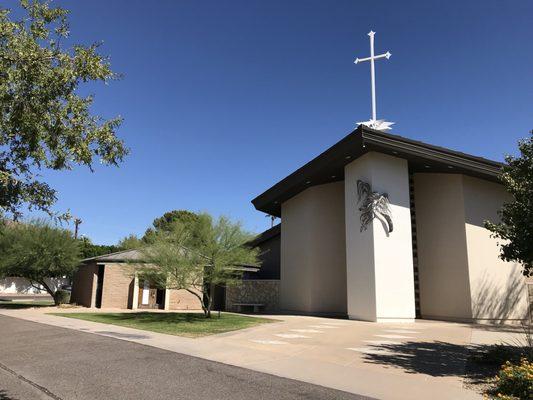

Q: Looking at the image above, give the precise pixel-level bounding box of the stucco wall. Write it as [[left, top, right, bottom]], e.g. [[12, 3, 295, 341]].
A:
[[225, 280, 280, 312], [71, 263, 97, 307], [414, 174, 472, 320], [100, 263, 135, 309], [280, 181, 347, 315], [345, 152, 415, 321], [463, 176, 529, 321], [414, 173, 529, 322]]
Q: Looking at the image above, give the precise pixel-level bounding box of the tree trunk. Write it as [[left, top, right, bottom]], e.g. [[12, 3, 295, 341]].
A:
[[207, 283, 215, 318], [31, 280, 57, 304], [204, 290, 212, 318], [186, 288, 209, 317]]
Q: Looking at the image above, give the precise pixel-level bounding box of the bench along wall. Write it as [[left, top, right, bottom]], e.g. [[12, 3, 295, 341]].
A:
[[225, 280, 279, 312]]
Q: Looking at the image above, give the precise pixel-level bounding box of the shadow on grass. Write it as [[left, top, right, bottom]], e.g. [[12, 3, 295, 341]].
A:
[[0, 301, 54, 310], [359, 340, 529, 385], [90, 312, 214, 324], [52, 311, 275, 337]]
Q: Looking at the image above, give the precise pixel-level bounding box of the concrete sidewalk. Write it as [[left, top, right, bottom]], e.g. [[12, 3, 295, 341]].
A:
[[0, 307, 523, 400]]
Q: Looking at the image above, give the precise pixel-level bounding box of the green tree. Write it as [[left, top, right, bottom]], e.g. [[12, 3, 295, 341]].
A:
[[78, 236, 120, 259], [0, 0, 127, 219], [485, 132, 533, 277], [143, 210, 198, 243], [136, 213, 259, 318], [0, 220, 80, 304], [117, 234, 142, 250]]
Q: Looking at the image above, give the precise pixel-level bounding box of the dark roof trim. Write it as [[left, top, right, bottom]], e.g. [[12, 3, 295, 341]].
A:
[[252, 125, 503, 217], [362, 129, 503, 176], [247, 224, 281, 247]]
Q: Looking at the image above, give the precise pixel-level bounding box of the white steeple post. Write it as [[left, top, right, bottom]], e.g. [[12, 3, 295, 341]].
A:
[[369, 31, 377, 121], [355, 31, 393, 131]]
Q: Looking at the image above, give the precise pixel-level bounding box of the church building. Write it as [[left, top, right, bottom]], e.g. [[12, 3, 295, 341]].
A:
[[251, 125, 530, 323]]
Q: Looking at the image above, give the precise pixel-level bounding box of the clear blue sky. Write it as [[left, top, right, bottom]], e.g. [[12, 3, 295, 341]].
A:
[[13, 0, 533, 244]]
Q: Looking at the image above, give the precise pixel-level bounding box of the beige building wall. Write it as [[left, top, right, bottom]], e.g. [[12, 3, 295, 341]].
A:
[[71, 263, 97, 307], [345, 152, 415, 321], [462, 176, 529, 321], [100, 263, 135, 309], [280, 181, 347, 315], [168, 288, 203, 310], [414, 174, 472, 320], [414, 173, 529, 322]]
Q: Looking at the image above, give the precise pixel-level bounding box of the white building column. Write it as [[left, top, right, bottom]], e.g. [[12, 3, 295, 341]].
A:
[[344, 152, 416, 322], [164, 288, 170, 311]]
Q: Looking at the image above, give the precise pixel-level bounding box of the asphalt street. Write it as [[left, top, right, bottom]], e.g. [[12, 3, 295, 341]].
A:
[[0, 315, 372, 400]]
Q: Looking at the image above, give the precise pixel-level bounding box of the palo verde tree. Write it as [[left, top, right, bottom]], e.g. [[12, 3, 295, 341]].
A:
[[485, 131, 533, 277], [0, 219, 80, 304], [0, 0, 127, 219], [136, 213, 259, 318]]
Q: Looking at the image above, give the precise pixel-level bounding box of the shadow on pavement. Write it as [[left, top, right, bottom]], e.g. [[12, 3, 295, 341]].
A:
[[0, 390, 18, 400], [358, 340, 525, 384]]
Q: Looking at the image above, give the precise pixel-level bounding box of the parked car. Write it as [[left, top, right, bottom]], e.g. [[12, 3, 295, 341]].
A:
[[60, 284, 72, 293]]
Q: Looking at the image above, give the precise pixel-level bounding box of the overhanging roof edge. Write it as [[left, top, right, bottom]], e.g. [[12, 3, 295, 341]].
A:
[[251, 126, 504, 216]]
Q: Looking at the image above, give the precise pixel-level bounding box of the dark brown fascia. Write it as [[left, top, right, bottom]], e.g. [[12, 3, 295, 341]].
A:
[[252, 125, 503, 217]]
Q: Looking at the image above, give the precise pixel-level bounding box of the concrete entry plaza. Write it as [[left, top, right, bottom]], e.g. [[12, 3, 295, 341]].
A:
[[0, 307, 525, 400]]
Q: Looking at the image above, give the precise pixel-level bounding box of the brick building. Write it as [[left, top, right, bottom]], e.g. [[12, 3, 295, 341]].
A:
[[71, 250, 202, 310]]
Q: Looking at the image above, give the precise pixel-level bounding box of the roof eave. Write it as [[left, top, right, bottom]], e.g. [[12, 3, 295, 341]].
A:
[[251, 126, 503, 216]]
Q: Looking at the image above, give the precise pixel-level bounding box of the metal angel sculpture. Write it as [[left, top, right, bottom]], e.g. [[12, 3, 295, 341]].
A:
[[356, 180, 393, 233]]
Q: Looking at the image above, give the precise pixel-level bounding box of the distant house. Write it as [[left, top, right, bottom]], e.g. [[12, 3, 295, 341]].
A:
[[70, 249, 203, 310], [0, 277, 40, 294], [0, 277, 68, 295]]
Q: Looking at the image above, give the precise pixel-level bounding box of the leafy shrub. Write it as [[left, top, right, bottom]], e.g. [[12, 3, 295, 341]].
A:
[[492, 358, 533, 399], [54, 289, 71, 305]]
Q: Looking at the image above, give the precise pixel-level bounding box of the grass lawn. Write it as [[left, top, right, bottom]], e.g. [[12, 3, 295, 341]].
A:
[[49, 311, 276, 337], [0, 300, 54, 309]]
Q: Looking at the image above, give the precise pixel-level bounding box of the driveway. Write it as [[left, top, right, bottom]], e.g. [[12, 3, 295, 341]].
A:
[[0, 315, 370, 400], [0, 308, 523, 400]]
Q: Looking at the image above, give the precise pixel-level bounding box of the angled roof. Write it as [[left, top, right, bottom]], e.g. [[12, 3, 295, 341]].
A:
[[81, 249, 143, 263], [81, 248, 260, 272], [247, 224, 281, 247], [252, 125, 503, 217]]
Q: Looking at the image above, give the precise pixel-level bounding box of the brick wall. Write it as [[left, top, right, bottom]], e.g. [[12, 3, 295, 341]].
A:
[[225, 280, 280, 312], [101, 264, 135, 309], [71, 263, 97, 307], [168, 288, 202, 310]]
